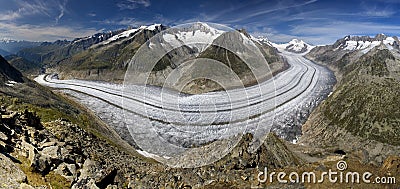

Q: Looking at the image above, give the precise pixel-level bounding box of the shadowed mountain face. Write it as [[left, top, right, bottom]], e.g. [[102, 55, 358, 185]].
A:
[[0, 55, 24, 84], [0, 48, 11, 56], [4, 55, 42, 77]]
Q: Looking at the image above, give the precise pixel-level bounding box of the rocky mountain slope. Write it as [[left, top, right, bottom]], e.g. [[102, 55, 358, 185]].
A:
[[53, 24, 167, 82], [0, 55, 24, 85], [2, 103, 399, 188], [4, 55, 42, 77], [16, 23, 287, 94], [301, 34, 400, 165]]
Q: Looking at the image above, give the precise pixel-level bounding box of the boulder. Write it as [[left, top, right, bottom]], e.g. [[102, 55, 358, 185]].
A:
[[72, 159, 103, 189], [0, 153, 27, 189], [19, 183, 35, 189], [31, 153, 51, 173], [54, 162, 77, 182], [72, 179, 99, 189], [41, 146, 60, 159]]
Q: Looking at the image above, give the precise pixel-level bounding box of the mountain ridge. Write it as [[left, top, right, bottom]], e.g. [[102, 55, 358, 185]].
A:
[[16, 23, 288, 94], [271, 38, 315, 54]]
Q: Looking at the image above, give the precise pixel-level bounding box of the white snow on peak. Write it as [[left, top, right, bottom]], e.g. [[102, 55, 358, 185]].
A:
[[162, 23, 224, 52], [271, 38, 314, 54], [287, 39, 309, 52], [343, 41, 358, 50], [383, 37, 395, 45], [383, 37, 395, 50], [250, 35, 271, 45], [105, 28, 139, 44], [340, 36, 398, 53], [102, 24, 162, 45], [146, 24, 161, 31]]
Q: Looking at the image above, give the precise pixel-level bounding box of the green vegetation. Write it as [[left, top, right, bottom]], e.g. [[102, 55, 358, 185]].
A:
[[318, 49, 400, 145], [5, 55, 42, 77], [16, 155, 71, 188]]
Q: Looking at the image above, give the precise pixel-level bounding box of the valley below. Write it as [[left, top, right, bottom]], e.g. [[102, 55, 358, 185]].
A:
[[35, 51, 335, 164]]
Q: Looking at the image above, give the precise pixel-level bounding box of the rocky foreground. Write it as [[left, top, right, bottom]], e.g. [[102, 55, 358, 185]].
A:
[[1, 106, 399, 188]]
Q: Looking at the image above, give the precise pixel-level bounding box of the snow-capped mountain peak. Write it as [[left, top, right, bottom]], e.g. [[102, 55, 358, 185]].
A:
[[334, 34, 399, 53], [146, 24, 162, 31], [289, 38, 303, 44], [272, 38, 314, 54], [161, 22, 225, 52], [250, 35, 271, 45], [101, 24, 164, 45]]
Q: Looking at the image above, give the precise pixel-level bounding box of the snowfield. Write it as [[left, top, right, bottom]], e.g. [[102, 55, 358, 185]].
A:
[[35, 52, 335, 159]]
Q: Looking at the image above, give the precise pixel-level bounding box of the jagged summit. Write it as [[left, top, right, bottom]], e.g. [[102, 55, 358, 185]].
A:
[[333, 34, 400, 53], [271, 38, 314, 54]]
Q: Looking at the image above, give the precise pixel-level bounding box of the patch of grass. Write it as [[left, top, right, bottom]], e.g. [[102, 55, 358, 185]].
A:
[[16, 155, 71, 188], [45, 172, 71, 189], [17, 155, 48, 187]]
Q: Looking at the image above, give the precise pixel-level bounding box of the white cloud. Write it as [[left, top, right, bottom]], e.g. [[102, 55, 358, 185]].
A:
[[0, 0, 48, 21], [0, 0, 68, 24], [0, 22, 102, 41], [56, 0, 68, 24], [117, 0, 151, 10], [225, 0, 318, 23], [364, 10, 395, 17], [0, 11, 21, 21]]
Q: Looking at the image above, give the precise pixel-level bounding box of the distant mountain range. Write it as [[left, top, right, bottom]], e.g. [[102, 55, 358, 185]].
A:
[[0, 39, 41, 55]]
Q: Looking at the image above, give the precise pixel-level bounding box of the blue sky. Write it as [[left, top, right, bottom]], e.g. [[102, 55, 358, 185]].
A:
[[0, 0, 399, 44]]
